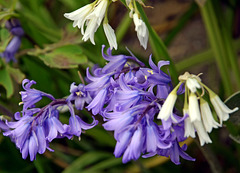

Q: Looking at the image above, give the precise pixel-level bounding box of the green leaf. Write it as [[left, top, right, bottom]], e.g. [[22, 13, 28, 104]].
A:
[[195, 0, 208, 7], [80, 158, 122, 173], [225, 91, 240, 125], [19, 6, 61, 43], [200, 0, 232, 96], [0, 28, 11, 52], [62, 152, 111, 173], [116, 12, 132, 43], [0, 11, 18, 21], [0, 28, 10, 42], [225, 91, 240, 143], [0, 67, 14, 98], [38, 45, 88, 69], [86, 127, 116, 147], [229, 134, 240, 144], [6, 65, 25, 84]]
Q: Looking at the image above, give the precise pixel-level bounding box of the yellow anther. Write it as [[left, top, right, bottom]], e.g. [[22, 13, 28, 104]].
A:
[[147, 70, 153, 74], [75, 91, 82, 96], [19, 102, 23, 105]]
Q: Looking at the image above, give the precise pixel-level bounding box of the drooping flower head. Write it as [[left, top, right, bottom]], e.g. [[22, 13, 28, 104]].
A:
[[64, 0, 117, 49], [5, 19, 24, 36], [19, 79, 55, 111], [126, 0, 149, 49], [82, 46, 194, 164], [0, 19, 24, 62], [66, 82, 92, 110], [64, 0, 150, 49], [133, 13, 149, 49], [158, 72, 238, 146], [5, 79, 98, 161]]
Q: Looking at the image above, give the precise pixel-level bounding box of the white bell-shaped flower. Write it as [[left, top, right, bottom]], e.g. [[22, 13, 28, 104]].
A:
[[133, 13, 149, 49]]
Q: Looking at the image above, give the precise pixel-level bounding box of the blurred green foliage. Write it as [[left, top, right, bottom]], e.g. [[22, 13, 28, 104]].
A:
[[0, 0, 240, 172]]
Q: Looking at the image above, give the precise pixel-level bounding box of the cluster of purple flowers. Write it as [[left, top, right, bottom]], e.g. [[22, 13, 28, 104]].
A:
[[2, 45, 195, 164], [0, 19, 24, 62], [83, 45, 195, 164], [3, 79, 98, 161]]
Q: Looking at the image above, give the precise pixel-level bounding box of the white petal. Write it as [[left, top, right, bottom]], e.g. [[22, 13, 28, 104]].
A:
[[64, 4, 93, 22], [157, 92, 177, 120], [214, 95, 238, 114], [82, 17, 99, 44], [103, 23, 118, 50], [184, 116, 196, 138], [189, 93, 201, 122], [133, 13, 149, 49], [186, 78, 201, 93], [200, 101, 220, 133], [210, 95, 238, 124], [126, 0, 131, 6], [65, 0, 109, 45], [193, 121, 212, 146], [88, 0, 108, 25]]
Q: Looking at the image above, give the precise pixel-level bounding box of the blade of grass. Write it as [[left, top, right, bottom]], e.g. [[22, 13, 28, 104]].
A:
[[212, 0, 240, 90], [176, 38, 240, 71], [116, 12, 132, 43], [200, 0, 233, 96]]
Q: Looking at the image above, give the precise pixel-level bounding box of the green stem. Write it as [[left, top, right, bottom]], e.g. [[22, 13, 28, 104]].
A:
[[176, 39, 240, 71], [200, 1, 232, 96], [115, 12, 132, 43], [136, 2, 179, 85], [222, 27, 240, 89], [212, 0, 240, 90]]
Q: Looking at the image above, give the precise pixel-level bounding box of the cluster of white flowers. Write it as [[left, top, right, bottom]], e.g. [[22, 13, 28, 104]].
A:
[[158, 72, 238, 146], [64, 0, 117, 50], [126, 0, 149, 49], [64, 0, 149, 50]]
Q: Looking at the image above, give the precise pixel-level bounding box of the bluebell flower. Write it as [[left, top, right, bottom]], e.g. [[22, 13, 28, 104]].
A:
[[67, 102, 98, 137], [67, 82, 92, 110], [68, 115, 98, 137], [5, 19, 24, 37], [145, 120, 171, 153], [0, 37, 21, 62], [0, 19, 24, 62], [0, 120, 9, 132], [4, 107, 67, 161], [19, 79, 55, 110], [139, 56, 171, 86], [8, 46, 202, 165], [86, 88, 108, 115], [144, 140, 195, 165], [113, 126, 135, 159], [0, 116, 10, 132], [5, 79, 97, 161], [85, 68, 112, 91], [121, 125, 144, 163], [101, 45, 144, 74], [103, 103, 148, 134], [4, 114, 41, 161], [113, 74, 153, 110], [43, 109, 66, 142], [89, 47, 196, 164]]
